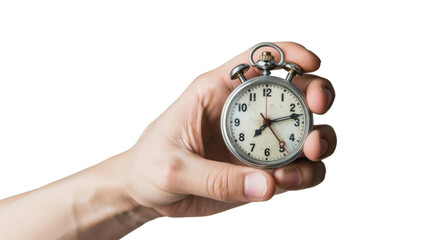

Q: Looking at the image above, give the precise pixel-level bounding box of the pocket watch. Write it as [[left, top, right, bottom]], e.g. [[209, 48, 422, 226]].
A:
[[220, 42, 313, 169]]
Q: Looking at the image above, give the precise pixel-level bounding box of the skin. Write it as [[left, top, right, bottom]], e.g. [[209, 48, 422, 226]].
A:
[[0, 42, 337, 239]]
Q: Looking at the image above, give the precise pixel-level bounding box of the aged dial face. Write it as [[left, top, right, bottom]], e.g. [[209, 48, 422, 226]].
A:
[[224, 79, 309, 166]]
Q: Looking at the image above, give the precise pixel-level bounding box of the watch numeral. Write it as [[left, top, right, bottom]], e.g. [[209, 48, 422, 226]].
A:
[[289, 133, 295, 141], [234, 118, 240, 126], [281, 93, 284, 102], [239, 133, 245, 141], [294, 119, 300, 126], [264, 148, 270, 156], [238, 103, 247, 112], [263, 88, 272, 97], [249, 93, 256, 101], [250, 143, 255, 152], [290, 103, 295, 112]]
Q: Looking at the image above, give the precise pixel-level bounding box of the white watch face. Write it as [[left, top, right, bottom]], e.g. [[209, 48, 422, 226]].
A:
[[223, 78, 310, 167]]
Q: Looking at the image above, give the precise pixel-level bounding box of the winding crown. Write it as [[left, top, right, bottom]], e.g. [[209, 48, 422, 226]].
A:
[[259, 51, 274, 61]]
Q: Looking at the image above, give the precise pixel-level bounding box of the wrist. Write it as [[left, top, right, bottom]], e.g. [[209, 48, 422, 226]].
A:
[[0, 151, 161, 240], [68, 151, 162, 238]]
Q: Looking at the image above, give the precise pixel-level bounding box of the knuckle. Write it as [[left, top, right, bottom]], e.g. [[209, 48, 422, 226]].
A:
[[300, 161, 326, 189], [297, 161, 312, 188], [321, 77, 332, 86], [206, 166, 234, 201], [159, 157, 183, 191], [313, 161, 326, 186], [315, 124, 337, 157]]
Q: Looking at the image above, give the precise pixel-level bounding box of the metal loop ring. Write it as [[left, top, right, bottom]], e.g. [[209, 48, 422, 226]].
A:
[[249, 42, 285, 67]]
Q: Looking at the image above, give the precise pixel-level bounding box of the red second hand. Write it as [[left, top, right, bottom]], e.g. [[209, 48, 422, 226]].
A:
[[265, 90, 267, 118], [260, 113, 288, 153]]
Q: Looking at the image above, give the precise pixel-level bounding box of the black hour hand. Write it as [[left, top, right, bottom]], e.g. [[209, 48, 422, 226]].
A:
[[254, 121, 269, 137], [254, 125, 265, 137]]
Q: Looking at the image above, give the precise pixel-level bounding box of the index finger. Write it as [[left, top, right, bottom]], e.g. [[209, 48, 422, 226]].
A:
[[215, 42, 321, 91]]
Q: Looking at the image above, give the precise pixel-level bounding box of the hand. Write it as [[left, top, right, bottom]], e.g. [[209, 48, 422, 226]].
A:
[[123, 42, 337, 217]]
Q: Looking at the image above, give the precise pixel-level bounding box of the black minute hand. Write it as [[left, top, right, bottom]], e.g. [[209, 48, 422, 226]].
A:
[[271, 113, 302, 123]]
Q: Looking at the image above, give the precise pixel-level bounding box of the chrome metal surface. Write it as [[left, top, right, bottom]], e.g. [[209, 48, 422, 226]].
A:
[[220, 76, 313, 169], [249, 43, 285, 67], [282, 62, 303, 82], [230, 64, 250, 83], [255, 59, 277, 76]]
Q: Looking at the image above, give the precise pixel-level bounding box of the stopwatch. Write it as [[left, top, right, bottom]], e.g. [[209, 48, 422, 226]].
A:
[[221, 43, 313, 168]]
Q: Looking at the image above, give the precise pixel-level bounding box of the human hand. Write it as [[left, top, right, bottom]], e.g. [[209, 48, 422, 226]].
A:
[[123, 42, 337, 217]]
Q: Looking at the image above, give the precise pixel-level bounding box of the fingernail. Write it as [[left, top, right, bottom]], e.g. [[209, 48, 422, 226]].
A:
[[244, 172, 267, 200], [320, 138, 329, 157], [322, 88, 332, 110], [282, 169, 300, 189]]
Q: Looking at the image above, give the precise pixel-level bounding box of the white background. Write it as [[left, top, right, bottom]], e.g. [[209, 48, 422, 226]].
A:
[[1, 1, 428, 239]]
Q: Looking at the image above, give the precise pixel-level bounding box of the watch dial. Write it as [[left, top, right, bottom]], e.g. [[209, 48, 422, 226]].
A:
[[227, 82, 308, 163]]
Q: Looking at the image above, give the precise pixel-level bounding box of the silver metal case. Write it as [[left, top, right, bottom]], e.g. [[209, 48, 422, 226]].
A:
[[220, 75, 313, 169]]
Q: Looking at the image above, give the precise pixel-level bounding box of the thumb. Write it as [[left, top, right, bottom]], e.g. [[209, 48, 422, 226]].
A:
[[178, 154, 276, 202]]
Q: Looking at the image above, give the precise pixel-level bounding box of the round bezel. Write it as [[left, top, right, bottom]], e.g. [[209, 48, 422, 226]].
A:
[[221, 75, 313, 169]]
